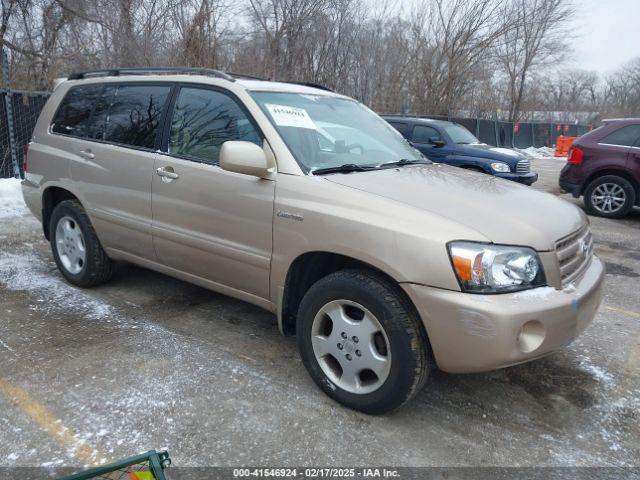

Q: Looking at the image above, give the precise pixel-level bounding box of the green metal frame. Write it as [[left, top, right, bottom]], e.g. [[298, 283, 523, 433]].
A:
[[60, 450, 171, 480]]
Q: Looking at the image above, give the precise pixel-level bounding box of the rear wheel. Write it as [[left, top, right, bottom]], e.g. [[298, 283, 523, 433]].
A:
[[297, 269, 430, 414], [584, 175, 635, 218], [50, 200, 115, 287]]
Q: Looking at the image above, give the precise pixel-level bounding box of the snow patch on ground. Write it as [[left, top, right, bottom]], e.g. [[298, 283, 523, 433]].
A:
[[517, 146, 556, 160], [0, 249, 115, 321], [0, 178, 28, 220], [576, 354, 614, 386]]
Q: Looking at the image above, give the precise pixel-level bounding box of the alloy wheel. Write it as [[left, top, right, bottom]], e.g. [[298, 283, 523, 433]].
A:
[[591, 183, 626, 214], [310, 299, 391, 394], [55, 216, 86, 274]]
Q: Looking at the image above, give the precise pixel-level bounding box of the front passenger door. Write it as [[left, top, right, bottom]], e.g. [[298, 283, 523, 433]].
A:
[[411, 125, 448, 162], [151, 86, 275, 301]]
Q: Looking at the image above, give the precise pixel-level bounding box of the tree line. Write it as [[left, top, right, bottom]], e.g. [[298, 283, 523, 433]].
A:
[[1, 0, 638, 122]]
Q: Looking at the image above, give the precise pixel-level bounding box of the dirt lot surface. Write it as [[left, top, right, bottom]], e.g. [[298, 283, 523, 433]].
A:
[[0, 156, 639, 471]]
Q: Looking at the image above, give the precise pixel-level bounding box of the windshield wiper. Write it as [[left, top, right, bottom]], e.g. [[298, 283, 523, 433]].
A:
[[378, 158, 431, 168], [312, 164, 377, 175]]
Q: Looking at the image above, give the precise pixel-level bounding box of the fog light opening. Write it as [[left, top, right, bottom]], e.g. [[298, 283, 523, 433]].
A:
[[518, 320, 545, 353]]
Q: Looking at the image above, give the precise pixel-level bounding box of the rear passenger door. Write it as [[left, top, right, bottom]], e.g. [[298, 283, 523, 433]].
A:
[[597, 124, 640, 167], [633, 135, 640, 182], [151, 85, 275, 301], [60, 83, 172, 261]]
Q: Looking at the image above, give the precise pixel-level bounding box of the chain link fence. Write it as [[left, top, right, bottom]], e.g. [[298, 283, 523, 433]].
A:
[[1, 47, 51, 179], [1, 89, 51, 178]]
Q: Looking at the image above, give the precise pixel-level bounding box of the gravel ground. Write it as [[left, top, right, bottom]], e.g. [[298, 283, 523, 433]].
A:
[[0, 155, 639, 472]]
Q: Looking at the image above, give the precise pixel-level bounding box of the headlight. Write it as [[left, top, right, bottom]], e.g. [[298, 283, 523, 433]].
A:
[[448, 241, 546, 293], [490, 162, 511, 173]]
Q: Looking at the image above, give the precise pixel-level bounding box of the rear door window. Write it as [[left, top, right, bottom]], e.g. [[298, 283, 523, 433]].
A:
[[168, 87, 261, 165], [84, 86, 116, 141], [51, 85, 103, 137], [600, 125, 640, 147], [104, 85, 171, 149], [412, 125, 441, 144]]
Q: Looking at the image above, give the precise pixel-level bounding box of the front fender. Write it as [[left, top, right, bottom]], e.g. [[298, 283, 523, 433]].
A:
[[269, 174, 489, 306], [447, 155, 493, 172]]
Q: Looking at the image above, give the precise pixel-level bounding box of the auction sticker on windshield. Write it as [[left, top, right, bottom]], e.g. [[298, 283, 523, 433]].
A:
[[266, 104, 316, 130]]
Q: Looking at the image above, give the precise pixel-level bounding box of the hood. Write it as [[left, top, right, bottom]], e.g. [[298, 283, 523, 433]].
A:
[[456, 144, 526, 165], [324, 164, 585, 251]]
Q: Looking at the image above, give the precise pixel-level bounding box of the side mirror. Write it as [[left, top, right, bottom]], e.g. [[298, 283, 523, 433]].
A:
[[220, 141, 272, 178], [429, 137, 446, 147]]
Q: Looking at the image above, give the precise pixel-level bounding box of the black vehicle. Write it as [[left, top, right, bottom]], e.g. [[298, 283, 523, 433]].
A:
[[384, 116, 538, 185]]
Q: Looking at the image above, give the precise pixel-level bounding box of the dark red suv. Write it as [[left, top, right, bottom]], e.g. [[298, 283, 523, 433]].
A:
[[559, 119, 640, 218]]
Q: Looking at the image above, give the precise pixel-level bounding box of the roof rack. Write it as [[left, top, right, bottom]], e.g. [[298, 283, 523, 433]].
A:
[[67, 67, 235, 82], [228, 72, 268, 81], [602, 118, 640, 123]]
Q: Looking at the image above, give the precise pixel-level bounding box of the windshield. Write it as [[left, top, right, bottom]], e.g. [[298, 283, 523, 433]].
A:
[[251, 92, 422, 173], [444, 124, 479, 144]]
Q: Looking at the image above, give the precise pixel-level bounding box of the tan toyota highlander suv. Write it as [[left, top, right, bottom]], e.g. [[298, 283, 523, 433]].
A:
[[22, 68, 604, 414]]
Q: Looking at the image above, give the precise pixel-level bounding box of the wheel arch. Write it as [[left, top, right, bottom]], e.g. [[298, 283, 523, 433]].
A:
[[280, 251, 424, 338], [582, 168, 639, 198], [42, 186, 81, 240], [460, 164, 488, 173]]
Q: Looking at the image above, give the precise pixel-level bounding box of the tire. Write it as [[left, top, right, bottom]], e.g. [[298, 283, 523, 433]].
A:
[[49, 199, 115, 287], [297, 269, 430, 414], [584, 175, 636, 218]]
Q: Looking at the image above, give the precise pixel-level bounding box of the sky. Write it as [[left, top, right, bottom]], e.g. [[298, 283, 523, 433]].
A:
[[369, 0, 639, 75], [569, 0, 640, 73]]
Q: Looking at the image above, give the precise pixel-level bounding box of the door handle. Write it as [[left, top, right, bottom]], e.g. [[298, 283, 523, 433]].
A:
[[78, 149, 95, 159], [156, 166, 179, 181]]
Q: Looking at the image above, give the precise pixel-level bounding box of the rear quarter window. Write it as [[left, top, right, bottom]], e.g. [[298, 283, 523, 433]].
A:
[[51, 85, 103, 137], [600, 124, 640, 147]]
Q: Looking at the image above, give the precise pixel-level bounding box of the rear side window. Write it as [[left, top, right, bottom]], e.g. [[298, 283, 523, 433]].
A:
[[168, 87, 261, 165], [412, 125, 441, 144], [51, 85, 102, 137], [104, 85, 171, 149], [84, 85, 116, 140], [600, 125, 640, 147]]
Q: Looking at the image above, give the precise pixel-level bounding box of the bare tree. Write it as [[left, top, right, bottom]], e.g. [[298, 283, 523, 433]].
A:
[[246, 0, 332, 79], [496, 0, 574, 122], [0, 0, 637, 120], [604, 58, 640, 118]]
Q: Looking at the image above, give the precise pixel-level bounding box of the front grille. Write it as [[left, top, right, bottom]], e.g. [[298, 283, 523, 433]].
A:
[[516, 158, 530, 174], [555, 224, 593, 285]]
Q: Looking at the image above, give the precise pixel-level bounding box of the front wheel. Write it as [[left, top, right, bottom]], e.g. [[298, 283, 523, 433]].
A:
[[297, 270, 430, 414], [584, 175, 636, 218]]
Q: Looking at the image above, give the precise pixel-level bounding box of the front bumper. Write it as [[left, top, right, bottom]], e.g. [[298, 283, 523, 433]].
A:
[[402, 256, 605, 373], [495, 171, 538, 185]]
